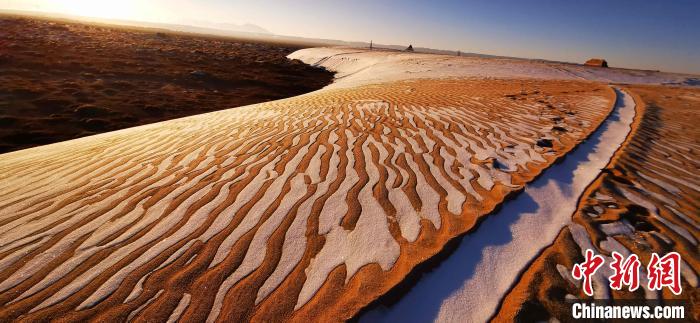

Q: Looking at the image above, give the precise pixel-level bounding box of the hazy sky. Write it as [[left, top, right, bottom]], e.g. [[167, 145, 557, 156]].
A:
[[3, 0, 699, 74]]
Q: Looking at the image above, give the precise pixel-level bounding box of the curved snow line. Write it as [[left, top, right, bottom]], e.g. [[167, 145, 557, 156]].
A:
[[360, 88, 636, 323]]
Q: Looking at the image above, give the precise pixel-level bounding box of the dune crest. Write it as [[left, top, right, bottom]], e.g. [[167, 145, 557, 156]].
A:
[[289, 47, 696, 89]]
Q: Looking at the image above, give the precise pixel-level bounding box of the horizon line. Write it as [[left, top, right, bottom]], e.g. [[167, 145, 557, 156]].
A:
[[1, 8, 696, 76]]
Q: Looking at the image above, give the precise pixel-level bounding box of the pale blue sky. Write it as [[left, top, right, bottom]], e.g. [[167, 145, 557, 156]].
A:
[[3, 0, 699, 74]]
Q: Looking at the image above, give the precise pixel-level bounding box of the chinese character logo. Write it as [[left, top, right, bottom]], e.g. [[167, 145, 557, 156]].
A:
[[571, 249, 683, 297], [647, 252, 682, 295], [572, 249, 605, 296], [608, 251, 641, 292]]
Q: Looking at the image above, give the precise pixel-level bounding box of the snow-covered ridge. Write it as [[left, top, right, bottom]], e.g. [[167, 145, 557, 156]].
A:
[[289, 47, 697, 89]]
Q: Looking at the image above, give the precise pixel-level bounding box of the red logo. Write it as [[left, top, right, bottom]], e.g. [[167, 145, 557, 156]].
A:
[[647, 252, 682, 295], [572, 249, 605, 296], [609, 252, 641, 292], [572, 250, 683, 296]]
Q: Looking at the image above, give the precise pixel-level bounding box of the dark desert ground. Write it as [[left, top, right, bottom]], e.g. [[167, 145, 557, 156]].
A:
[[0, 15, 333, 154]]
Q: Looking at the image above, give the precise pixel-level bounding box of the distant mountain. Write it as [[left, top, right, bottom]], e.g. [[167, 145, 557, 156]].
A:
[[142, 21, 271, 38], [0, 9, 272, 38], [206, 22, 271, 35]]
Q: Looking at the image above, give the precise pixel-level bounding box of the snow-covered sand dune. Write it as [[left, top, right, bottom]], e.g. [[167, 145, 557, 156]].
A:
[[0, 47, 640, 322], [360, 89, 636, 322], [492, 85, 700, 322], [289, 47, 697, 89]]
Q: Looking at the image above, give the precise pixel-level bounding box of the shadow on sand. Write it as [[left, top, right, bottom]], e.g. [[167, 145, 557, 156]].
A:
[[360, 89, 632, 322]]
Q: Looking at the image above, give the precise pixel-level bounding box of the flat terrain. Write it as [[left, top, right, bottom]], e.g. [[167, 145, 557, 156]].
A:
[[0, 16, 333, 153]]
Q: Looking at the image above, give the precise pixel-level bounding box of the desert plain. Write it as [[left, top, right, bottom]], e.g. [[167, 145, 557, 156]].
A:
[[0, 16, 332, 154]]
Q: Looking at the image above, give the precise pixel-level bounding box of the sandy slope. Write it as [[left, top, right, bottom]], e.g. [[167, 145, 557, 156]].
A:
[[493, 85, 700, 322], [0, 47, 657, 322], [361, 88, 636, 322]]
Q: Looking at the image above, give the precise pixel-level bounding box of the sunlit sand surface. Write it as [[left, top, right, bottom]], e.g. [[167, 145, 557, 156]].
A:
[[493, 85, 700, 322], [361, 88, 636, 322], [0, 47, 696, 322]]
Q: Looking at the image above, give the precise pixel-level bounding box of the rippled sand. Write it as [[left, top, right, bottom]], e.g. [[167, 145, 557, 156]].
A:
[[495, 85, 700, 322], [0, 76, 614, 321], [4, 46, 695, 322]]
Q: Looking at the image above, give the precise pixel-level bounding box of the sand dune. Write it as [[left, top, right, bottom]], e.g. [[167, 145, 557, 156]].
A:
[[289, 48, 697, 89], [360, 88, 636, 322], [493, 85, 700, 322], [0, 45, 621, 321]]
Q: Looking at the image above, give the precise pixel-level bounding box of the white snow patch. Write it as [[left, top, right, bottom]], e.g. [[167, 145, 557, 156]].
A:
[[289, 48, 696, 90]]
